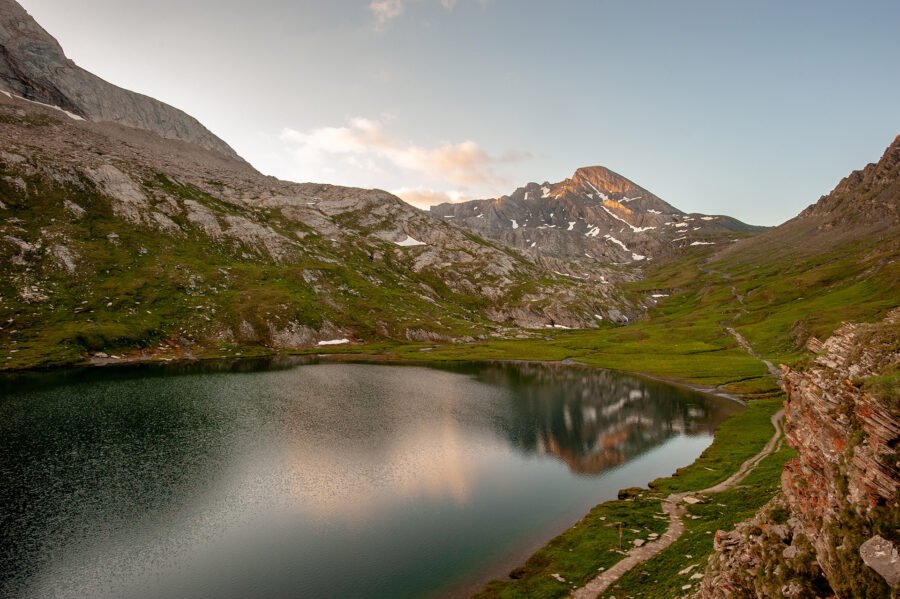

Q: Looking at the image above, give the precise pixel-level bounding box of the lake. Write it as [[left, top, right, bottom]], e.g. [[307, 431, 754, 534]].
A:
[[0, 359, 739, 598]]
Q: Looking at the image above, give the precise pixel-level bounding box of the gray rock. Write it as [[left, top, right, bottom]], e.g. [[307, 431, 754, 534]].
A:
[[51, 244, 76, 273], [85, 164, 148, 224], [63, 199, 85, 218], [0, 0, 239, 159], [860, 535, 899, 587]]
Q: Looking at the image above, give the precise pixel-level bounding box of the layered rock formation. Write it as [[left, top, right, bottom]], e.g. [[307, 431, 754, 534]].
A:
[[430, 165, 763, 272], [0, 0, 239, 158], [700, 310, 900, 598]]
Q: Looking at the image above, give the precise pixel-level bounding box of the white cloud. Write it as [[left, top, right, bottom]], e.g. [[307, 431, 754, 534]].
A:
[[369, 0, 406, 26], [279, 117, 528, 192], [368, 0, 476, 26], [392, 187, 472, 209]]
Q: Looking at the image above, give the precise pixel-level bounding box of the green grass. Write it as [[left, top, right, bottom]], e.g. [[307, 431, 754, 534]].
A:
[[475, 498, 669, 598]]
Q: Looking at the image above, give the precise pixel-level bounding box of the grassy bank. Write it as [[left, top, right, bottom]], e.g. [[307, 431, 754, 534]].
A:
[[473, 398, 786, 598], [597, 440, 795, 599]]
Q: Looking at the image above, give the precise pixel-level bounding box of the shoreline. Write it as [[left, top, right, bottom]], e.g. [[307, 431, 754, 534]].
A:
[[0, 345, 747, 405]]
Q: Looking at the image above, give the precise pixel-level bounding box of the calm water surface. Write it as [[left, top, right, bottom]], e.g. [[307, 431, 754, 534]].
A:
[[0, 359, 739, 598]]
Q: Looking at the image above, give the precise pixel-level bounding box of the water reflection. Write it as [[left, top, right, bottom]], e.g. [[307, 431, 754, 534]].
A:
[[0, 360, 738, 599], [446, 363, 732, 474]]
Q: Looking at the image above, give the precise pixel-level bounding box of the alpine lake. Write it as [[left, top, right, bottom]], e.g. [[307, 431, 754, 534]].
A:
[[0, 358, 740, 598]]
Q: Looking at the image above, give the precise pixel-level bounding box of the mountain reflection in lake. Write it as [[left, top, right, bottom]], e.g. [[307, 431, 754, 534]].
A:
[[461, 362, 730, 475], [0, 360, 739, 599]]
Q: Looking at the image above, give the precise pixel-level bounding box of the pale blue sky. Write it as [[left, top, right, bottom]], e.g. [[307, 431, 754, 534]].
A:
[[18, 0, 900, 224]]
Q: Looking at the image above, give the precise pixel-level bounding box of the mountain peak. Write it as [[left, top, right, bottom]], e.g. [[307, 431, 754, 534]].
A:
[[429, 164, 763, 267], [0, 0, 240, 159], [570, 166, 642, 196]]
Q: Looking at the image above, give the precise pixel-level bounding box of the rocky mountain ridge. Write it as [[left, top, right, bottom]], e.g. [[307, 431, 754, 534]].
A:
[[715, 135, 900, 265], [0, 0, 239, 158], [430, 165, 764, 273]]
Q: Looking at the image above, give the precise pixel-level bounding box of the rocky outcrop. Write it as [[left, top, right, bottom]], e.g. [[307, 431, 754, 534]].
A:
[[700, 310, 900, 598], [804, 134, 900, 228], [0, 0, 239, 159], [429, 165, 764, 268]]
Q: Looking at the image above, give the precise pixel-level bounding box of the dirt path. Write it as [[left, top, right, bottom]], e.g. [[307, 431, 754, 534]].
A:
[[726, 327, 779, 378], [572, 408, 783, 598]]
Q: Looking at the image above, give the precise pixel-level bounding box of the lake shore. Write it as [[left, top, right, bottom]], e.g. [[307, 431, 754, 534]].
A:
[[0, 339, 785, 599]]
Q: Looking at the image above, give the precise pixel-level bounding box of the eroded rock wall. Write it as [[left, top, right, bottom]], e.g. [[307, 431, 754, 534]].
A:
[[700, 309, 900, 598]]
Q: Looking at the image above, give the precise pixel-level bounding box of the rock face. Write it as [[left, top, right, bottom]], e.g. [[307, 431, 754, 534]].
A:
[[429, 166, 764, 268], [700, 310, 900, 598], [805, 134, 900, 227], [0, 0, 239, 158]]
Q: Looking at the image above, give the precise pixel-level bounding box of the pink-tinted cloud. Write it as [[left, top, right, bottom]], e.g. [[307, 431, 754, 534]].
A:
[[280, 117, 528, 191]]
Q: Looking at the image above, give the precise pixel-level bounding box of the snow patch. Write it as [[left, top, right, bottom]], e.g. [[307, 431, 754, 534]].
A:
[[553, 270, 585, 279], [690, 241, 716, 246], [586, 227, 601, 238], [541, 185, 551, 198], [510, 219, 519, 229], [651, 294, 669, 298], [584, 180, 610, 201], [604, 235, 629, 251], [601, 206, 657, 233], [395, 235, 427, 247], [701, 216, 717, 221], [318, 339, 350, 346], [568, 221, 576, 231], [647, 209, 662, 215], [1, 90, 85, 120]]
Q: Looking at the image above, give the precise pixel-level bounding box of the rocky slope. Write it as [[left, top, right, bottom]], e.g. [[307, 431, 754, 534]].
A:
[[716, 135, 900, 265], [700, 310, 900, 598], [1, 87, 643, 368], [0, 0, 238, 158], [429, 165, 764, 274]]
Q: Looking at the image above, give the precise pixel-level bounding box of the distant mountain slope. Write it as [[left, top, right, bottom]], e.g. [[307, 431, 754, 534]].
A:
[[0, 0, 238, 158], [717, 135, 900, 261], [632, 134, 900, 365], [430, 166, 764, 266]]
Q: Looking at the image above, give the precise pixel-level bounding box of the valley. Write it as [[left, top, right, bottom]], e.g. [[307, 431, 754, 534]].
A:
[[1, 1, 897, 598]]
